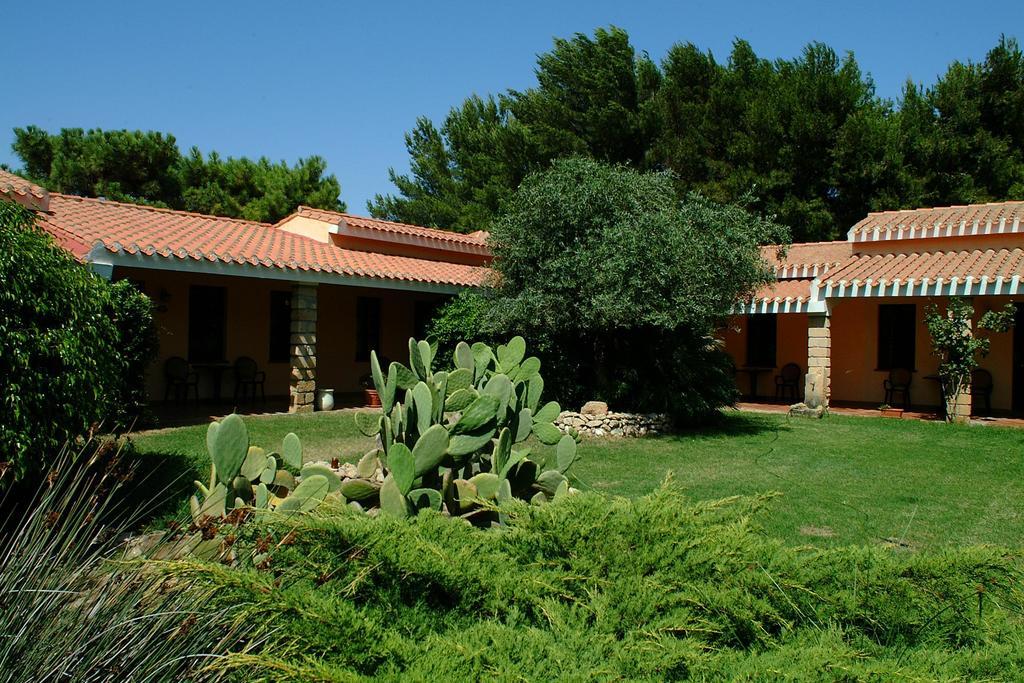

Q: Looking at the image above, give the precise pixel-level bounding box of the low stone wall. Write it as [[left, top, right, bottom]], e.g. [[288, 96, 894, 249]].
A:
[[556, 411, 670, 437]]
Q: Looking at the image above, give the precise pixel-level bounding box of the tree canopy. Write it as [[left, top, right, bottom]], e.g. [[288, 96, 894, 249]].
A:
[[372, 30, 1024, 242], [11, 126, 345, 223], [432, 157, 789, 420]]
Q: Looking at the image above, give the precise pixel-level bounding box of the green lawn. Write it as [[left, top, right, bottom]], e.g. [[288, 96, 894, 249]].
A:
[[132, 409, 1024, 548]]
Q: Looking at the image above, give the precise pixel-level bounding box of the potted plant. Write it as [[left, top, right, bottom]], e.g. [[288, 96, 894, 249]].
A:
[[878, 403, 903, 418], [359, 373, 381, 408]]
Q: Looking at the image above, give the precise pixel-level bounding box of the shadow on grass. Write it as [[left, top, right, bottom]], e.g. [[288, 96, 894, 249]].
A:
[[665, 410, 791, 439], [113, 448, 203, 527]]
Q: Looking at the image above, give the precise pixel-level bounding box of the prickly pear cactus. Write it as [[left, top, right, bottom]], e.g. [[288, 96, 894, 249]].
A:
[[190, 414, 337, 524], [340, 336, 582, 525]]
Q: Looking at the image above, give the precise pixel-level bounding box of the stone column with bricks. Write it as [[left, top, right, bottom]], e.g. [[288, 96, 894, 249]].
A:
[[289, 283, 317, 413], [804, 312, 831, 409]]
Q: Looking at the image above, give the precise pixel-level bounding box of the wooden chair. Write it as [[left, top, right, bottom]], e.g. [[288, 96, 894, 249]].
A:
[[233, 356, 266, 403], [971, 368, 994, 415], [163, 356, 198, 404], [884, 368, 912, 409], [775, 363, 801, 401]]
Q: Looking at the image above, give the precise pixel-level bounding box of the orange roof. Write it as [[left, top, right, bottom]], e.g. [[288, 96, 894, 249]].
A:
[[761, 241, 852, 278], [849, 201, 1024, 242], [0, 169, 49, 211], [824, 247, 1024, 286], [290, 206, 489, 250], [750, 278, 816, 304], [35, 193, 489, 289]]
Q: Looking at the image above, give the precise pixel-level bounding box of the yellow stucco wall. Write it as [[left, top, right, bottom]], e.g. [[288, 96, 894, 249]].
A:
[[830, 296, 1015, 409], [853, 232, 1024, 257], [722, 312, 809, 398], [275, 215, 332, 243], [726, 297, 1017, 411], [117, 267, 296, 400], [316, 284, 445, 393], [115, 267, 447, 402]]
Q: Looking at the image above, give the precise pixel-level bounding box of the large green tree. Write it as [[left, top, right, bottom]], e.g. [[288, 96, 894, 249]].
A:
[[11, 126, 345, 223], [898, 36, 1024, 206], [431, 157, 789, 421], [369, 27, 659, 232], [374, 29, 1024, 241]]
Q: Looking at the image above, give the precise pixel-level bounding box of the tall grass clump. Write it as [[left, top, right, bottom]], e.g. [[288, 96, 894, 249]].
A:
[[0, 440, 259, 683], [179, 482, 1024, 680]]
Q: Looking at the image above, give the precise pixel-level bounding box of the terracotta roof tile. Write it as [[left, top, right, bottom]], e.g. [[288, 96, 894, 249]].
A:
[[849, 201, 1024, 242], [760, 241, 852, 278], [0, 169, 49, 210], [36, 193, 488, 288], [751, 278, 815, 304], [293, 206, 488, 248], [824, 247, 1024, 286]]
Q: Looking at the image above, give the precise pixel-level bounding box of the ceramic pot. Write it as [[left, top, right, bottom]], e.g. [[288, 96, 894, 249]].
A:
[[364, 388, 381, 408], [318, 388, 335, 411]]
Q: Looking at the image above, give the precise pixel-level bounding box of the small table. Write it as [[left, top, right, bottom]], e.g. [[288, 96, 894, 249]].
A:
[[190, 361, 231, 401], [738, 366, 775, 399]]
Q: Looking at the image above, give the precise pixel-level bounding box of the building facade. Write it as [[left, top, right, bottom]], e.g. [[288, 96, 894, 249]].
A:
[[4, 169, 1023, 420], [725, 202, 1024, 419], [1, 170, 489, 413]]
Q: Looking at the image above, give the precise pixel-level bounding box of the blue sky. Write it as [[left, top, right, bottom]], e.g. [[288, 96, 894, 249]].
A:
[[2, 0, 1021, 213]]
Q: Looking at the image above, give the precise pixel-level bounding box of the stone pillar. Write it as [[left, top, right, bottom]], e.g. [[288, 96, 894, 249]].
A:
[[289, 283, 317, 413], [804, 312, 831, 409]]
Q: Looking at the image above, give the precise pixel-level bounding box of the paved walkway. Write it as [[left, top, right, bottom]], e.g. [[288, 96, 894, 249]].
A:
[[735, 399, 1024, 428]]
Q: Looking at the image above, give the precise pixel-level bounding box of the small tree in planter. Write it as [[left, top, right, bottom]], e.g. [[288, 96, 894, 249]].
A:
[[924, 297, 1014, 422]]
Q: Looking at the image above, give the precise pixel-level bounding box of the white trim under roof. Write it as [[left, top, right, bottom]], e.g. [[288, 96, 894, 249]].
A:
[[847, 216, 1023, 242], [734, 298, 812, 314], [820, 275, 1022, 299], [86, 245, 468, 295], [733, 271, 1023, 314]]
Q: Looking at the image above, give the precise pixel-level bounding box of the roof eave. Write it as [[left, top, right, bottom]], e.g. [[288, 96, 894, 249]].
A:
[[330, 219, 490, 256], [85, 244, 479, 295]]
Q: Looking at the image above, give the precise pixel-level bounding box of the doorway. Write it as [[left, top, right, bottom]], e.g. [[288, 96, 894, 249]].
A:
[[1013, 304, 1024, 413]]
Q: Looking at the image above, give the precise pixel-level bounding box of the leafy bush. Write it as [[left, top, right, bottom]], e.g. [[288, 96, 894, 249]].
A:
[[0, 202, 156, 485], [107, 279, 159, 430], [181, 484, 1024, 680], [432, 157, 789, 422]]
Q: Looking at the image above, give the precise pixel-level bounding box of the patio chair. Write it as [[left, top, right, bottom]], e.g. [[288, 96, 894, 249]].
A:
[[163, 356, 198, 404], [971, 368, 994, 415], [775, 363, 801, 401], [233, 356, 266, 403], [883, 367, 912, 409]]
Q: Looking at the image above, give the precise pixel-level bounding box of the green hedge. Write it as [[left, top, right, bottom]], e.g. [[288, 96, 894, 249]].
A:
[[0, 201, 156, 484]]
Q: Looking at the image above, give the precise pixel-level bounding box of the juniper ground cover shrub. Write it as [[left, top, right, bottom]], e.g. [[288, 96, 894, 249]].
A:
[[180, 483, 1024, 681]]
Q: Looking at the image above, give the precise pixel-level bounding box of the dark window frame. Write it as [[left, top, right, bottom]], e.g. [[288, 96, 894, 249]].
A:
[[187, 285, 227, 363], [877, 303, 917, 371], [413, 300, 440, 340], [356, 297, 382, 362], [745, 314, 778, 368], [268, 291, 292, 363]]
